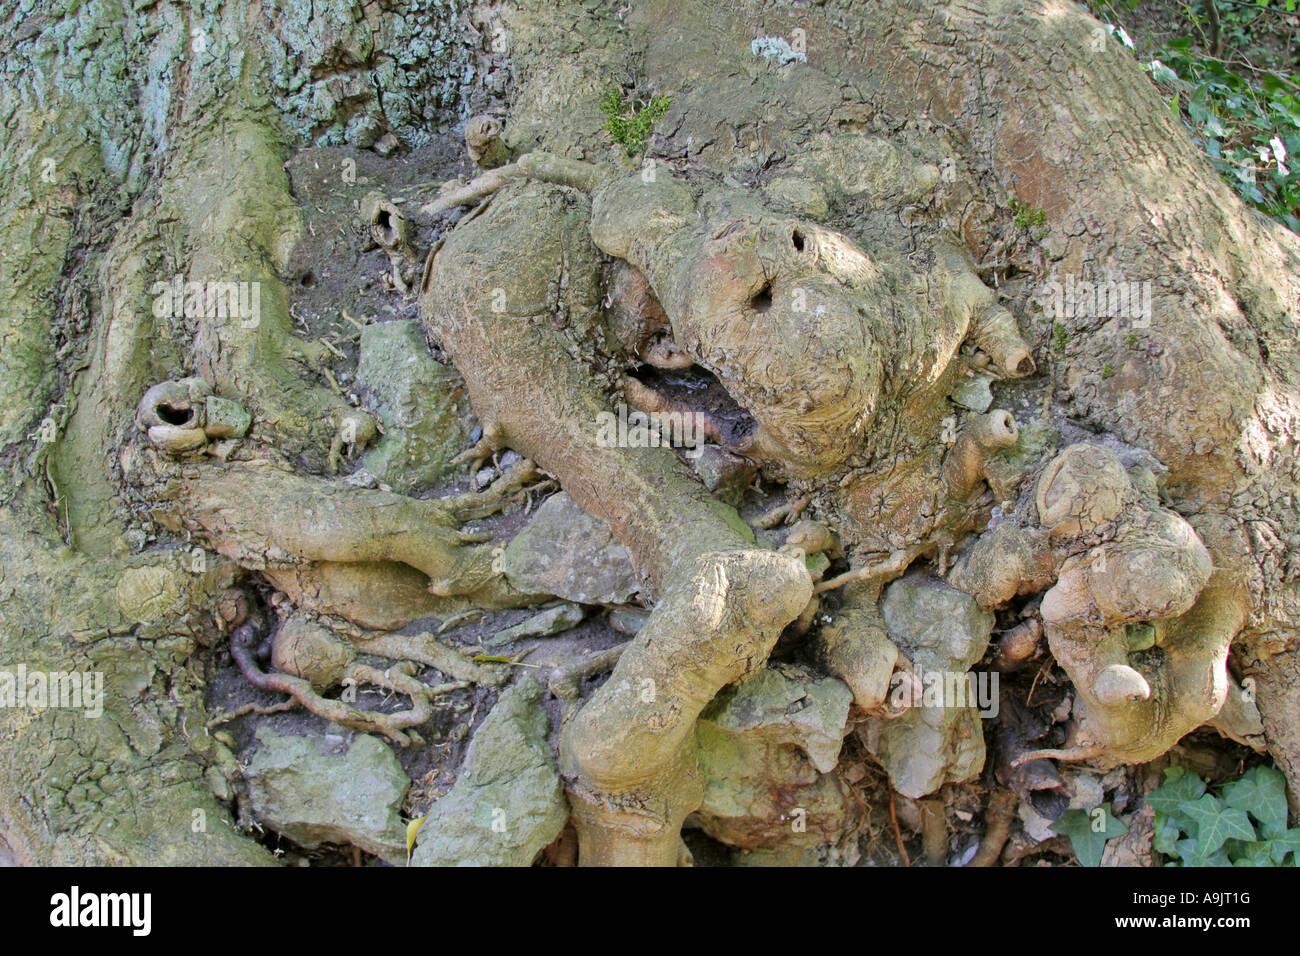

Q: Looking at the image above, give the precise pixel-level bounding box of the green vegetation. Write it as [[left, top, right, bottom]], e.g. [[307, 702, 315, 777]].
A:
[[1050, 802, 1129, 867], [1147, 765, 1300, 866], [1094, 1, 1300, 232], [1053, 321, 1073, 353], [599, 90, 673, 156], [1011, 197, 1048, 230]]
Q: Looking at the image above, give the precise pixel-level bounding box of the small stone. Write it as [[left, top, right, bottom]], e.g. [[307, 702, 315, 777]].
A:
[[203, 395, 252, 438], [411, 677, 566, 866], [485, 602, 585, 647], [475, 467, 498, 489], [609, 607, 649, 635], [356, 321, 467, 493], [694, 663, 853, 853], [704, 662, 854, 773], [241, 728, 410, 864], [861, 571, 996, 798], [690, 444, 758, 492], [344, 469, 379, 488], [501, 492, 639, 605], [950, 371, 995, 412]]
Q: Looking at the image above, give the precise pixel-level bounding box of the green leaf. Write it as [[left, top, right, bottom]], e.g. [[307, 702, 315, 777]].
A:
[[1229, 840, 1276, 866], [1178, 795, 1256, 856], [1267, 828, 1300, 864], [1050, 803, 1129, 868], [1222, 765, 1289, 838], [1153, 812, 1184, 857], [1146, 766, 1206, 826]]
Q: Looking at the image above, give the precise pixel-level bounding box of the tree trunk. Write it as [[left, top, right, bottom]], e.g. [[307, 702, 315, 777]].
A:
[[1, 0, 1295, 865]]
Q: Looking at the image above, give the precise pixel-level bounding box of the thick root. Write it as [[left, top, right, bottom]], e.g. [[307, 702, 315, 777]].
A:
[[561, 548, 812, 864]]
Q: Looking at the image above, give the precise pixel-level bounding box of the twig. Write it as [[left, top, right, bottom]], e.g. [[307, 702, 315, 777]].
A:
[[888, 789, 911, 867], [206, 699, 299, 728]]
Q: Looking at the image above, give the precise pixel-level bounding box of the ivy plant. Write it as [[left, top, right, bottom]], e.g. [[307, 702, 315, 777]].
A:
[[1148, 764, 1300, 866]]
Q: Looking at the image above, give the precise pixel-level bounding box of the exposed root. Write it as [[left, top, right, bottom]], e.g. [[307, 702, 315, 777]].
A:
[[943, 409, 1019, 501], [813, 544, 928, 596], [206, 700, 299, 728], [752, 495, 811, 530], [1009, 745, 1106, 767], [420, 152, 602, 217], [548, 643, 630, 700], [968, 788, 1018, 867], [230, 622, 429, 747]]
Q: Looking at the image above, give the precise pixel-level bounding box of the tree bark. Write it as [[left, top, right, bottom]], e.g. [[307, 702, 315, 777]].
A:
[[0, 0, 1296, 864]]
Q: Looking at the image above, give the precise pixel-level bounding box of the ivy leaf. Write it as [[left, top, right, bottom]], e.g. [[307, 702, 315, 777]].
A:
[[1175, 836, 1232, 867], [1146, 766, 1206, 826], [1050, 803, 1129, 867], [1177, 795, 1256, 856], [1223, 765, 1289, 838], [1267, 828, 1300, 865], [1229, 840, 1276, 867], [1148, 59, 1180, 85], [1153, 812, 1184, 858]]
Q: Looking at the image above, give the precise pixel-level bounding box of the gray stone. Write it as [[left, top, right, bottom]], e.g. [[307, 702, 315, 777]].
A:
[[609, 606, 649, 635], [694, 663, 854, 853], [411, 676, 567, 866], [950, 371, 995, 412], [862, 572, 996, 798], [203, 395, 252, 438], [501, 492, 639, 604], [690, 444, 758, 492], [880, 571, 995, 673], [356, 320, 465, 493], [485, 602, 585, 647], [704, 662, 853, 773], [242, 728, 410, 864]]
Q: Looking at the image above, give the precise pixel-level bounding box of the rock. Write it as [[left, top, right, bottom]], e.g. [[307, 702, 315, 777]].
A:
[[609, 606, 649, 635], [411, 676, 567, 866], [706, 663, 854, 773], [203, 395, 251, 438], [485, 602, 585, 647], [861, 572, 995, 798], [501, 492, 639, 604], [950, 371, 995, 412], [695, 662, 854, 854], [690, 444, 758, 493], [356, 320, 466, 493], [1018, 769, 1107, 844], [241, 728, 409, 864]]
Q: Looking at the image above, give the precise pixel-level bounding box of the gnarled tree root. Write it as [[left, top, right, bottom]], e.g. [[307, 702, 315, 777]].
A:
[[420, 181, 814, 864]]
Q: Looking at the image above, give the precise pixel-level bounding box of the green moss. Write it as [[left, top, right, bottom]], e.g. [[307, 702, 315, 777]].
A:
[[1102, 363, 1116, 379], [599, 90, 672, 156], [1010, 197, 1047, 230], [1053, 322, 1072, 353]]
